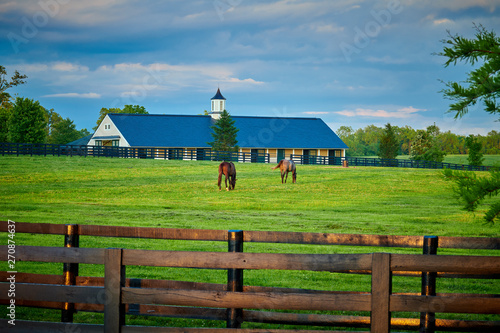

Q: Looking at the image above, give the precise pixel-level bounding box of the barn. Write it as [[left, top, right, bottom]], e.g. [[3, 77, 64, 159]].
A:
[[88, 89, 348, 163]]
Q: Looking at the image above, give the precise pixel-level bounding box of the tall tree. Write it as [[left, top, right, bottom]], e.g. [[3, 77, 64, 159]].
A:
[[440, 24, 500, 223], [8, 97, 47, 143], [439, 24, 500, 120], [378, 123, 399, 160], [208, 110, 239, 152], [0, 65, 27, 141], [465, 135, 485, 166], [0, 65, 27, 109], [94, 105, 148, 131]]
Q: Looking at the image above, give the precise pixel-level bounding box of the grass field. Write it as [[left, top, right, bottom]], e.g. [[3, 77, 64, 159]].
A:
[[0, 155, 499, 329]]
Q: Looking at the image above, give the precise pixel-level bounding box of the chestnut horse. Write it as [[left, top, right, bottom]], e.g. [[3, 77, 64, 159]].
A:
[[218, 161, 237, 191], [271, 159, 297, 183]]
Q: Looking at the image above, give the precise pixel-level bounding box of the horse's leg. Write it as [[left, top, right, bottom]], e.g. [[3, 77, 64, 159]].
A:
[[281, 171, 285, 183], [225, 174, 230, 191], [285, 171, 289, 183]]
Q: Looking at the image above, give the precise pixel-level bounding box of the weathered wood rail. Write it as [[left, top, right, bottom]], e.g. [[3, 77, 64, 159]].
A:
[[0, 221, 499, 333]]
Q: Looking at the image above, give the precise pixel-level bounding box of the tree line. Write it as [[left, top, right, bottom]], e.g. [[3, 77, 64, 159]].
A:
[[0, 65, 91, 145], [336, 124, 500, 157]]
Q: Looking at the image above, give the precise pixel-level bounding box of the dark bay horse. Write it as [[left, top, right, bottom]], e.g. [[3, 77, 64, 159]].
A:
[[218, 161, 237, 191], [271, 159, 297, 183]]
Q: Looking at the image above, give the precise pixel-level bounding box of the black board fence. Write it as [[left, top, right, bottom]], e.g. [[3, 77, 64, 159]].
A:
[[0, 142, 493, 171], [290, 154, 492, 171], [0, 142, 269, 163]]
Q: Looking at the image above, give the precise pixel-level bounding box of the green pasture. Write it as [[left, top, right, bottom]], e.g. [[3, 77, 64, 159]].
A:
[[0, 156, 499, 330]]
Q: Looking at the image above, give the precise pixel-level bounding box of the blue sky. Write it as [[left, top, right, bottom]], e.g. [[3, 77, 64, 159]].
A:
[[1, 0, 499, 135]]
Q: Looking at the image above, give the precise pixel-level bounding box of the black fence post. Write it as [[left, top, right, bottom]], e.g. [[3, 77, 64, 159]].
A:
[[227, 230, 244, 328], [419, 235, 438, 333], [61, 224, 79, 323]]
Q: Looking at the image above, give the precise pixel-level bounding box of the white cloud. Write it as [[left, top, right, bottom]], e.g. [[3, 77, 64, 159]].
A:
[[334, 106, 426, 118], [52, 62, 89, 72], [44, 92, 101, 98], [304, 111, 330, 115]]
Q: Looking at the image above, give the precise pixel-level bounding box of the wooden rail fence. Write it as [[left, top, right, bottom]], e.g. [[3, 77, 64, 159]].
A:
[[0, 221, 499, 333]]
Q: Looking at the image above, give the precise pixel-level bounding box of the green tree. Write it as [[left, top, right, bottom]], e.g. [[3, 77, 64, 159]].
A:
[[0, 107, 10, 142], [465, 135, 485, 166], [49, 117, 82, 144], [410, 125, 446, 162], [440, 24, 499, 223], [439, 24, 500, 120], [208, 110, 239, 152], [45, 108, 63, 140], [378, 123, 399, 160], [94, 105, 148, 131], [8, 97, 47, 143]]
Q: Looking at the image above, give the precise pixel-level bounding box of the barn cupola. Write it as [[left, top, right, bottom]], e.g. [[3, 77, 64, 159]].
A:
[[210, 88, 226, 120]]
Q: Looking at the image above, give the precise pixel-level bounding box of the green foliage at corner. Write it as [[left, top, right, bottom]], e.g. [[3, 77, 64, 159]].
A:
[[378, 123, 399, 160], [208, 109, 239, 152], [443, 167, 500, 223], [438, 24, 500, 120]]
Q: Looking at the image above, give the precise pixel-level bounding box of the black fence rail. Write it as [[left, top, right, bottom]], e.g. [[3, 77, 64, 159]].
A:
[[290, 154, 492, 171], [0, 142, 270, 163]]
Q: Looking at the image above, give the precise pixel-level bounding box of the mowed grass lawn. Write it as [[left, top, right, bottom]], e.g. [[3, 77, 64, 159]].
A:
[[0, 156, 499, 329], [0, 155, 498, 236]]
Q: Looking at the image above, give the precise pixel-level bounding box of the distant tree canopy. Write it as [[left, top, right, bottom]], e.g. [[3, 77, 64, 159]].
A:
[[336, 124, 499, 158], [94, 105, 148, 131], [208, 110, 239, 152]]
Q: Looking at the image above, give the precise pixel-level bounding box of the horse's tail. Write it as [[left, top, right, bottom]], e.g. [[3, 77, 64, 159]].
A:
[[272, 159, 283, 170]]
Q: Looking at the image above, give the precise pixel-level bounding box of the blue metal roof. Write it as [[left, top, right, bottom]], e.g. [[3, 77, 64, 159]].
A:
[[233, 116, 348, 149], [109, 114, 213, 147], [107, 113, 348, 149]]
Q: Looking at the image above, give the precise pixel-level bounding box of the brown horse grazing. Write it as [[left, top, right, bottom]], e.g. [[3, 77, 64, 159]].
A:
[[271, 159, 297, 183], [218, 161, 237, 191]]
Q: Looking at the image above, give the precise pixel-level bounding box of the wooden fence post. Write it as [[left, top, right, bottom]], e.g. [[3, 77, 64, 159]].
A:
[[227, 230, 244, 328], [104, 248, 125, 333], [371, 253, 391, 333], [419, 236, 438, 333], [61, 224, 79, 323]]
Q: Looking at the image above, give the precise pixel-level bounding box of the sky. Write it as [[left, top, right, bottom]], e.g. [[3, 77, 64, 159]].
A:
[[1, 0, 499, 136]]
